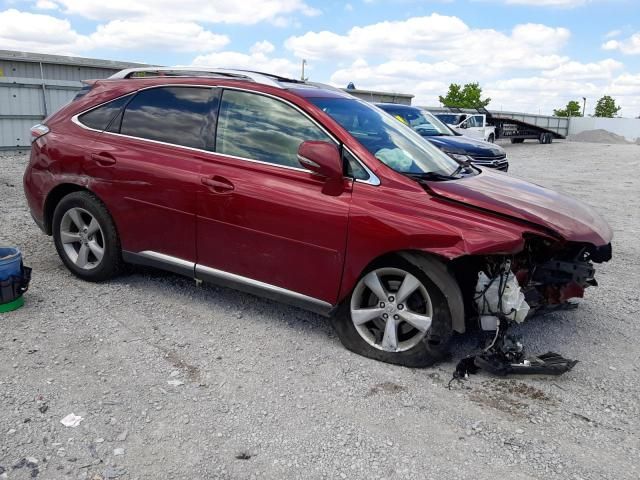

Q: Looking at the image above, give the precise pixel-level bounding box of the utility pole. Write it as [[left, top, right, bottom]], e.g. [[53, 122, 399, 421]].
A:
[[582, 97, 587, 116], [301, 59, 307, 81]]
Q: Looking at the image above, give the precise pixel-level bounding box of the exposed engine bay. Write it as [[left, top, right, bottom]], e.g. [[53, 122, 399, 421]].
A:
[[453, 237, 613, 322], [449, 238, 611, 379]]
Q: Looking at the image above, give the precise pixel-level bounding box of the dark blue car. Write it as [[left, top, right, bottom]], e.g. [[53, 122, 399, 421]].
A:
[[376, 103, 509, 172]]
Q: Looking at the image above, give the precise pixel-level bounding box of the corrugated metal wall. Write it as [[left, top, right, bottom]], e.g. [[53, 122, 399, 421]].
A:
[[0, 50, 146, 150]]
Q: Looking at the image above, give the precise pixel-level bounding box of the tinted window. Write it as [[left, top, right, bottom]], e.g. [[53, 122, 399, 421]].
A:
[[343, 148, 369, 180], [120, 87, 217, 150], [216, 90, 331, 168], [78, 95, 131, 131]]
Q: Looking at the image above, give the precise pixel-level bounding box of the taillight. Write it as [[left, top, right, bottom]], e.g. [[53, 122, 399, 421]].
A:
[[30, 124, 50, 143]]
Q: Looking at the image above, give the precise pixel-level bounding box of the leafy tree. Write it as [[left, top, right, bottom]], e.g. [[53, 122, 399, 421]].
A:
[[594, 95, 621, 118], [439, 82, 491, 109], [553, 100, 582, 117]]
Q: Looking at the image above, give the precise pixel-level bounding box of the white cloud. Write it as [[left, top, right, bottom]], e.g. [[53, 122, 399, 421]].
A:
[[191, 42, 300, 78], [0, 9, 88, 53], [286, 16, 570, 74], [604, 29, 622, 39], [90, 20, 229, 52], [541, 59, 623, 80], [53, 0, 319, 25], [602, 32, 640, 55], [250, 40, 276, 55], [0, 8, 230, 54], [35, 0, 59, 10], [286, 14, 639, 116]]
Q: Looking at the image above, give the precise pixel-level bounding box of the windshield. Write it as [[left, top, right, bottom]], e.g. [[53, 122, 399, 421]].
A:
[[309, 97, 459, 176], [434, 114, 463, 126], [382, 107, 455, 136]]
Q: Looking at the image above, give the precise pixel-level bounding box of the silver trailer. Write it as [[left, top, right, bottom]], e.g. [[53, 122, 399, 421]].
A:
[[427, 106, 569, 144]]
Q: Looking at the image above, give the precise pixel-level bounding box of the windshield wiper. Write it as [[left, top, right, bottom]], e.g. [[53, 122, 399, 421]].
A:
[[406, 164, 470, 182], [406, 171, 458, 181]]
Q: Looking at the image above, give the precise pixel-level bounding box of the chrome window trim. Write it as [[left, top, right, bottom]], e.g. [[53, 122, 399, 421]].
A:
[[71, 83, 380, 186]]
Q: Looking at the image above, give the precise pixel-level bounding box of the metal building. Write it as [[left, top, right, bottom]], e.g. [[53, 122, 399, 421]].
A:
[[0, 49, 147, 150], [342, 87, 413, 105]]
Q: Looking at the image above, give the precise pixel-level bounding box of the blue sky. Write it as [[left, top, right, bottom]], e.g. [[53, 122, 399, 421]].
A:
[[2, 0, 639, 115]]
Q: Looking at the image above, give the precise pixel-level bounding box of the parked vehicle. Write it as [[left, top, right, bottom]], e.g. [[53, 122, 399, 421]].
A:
[[24, 68, 612, 367], [433, 112, 497, 143], [376, 103, 508, 171]]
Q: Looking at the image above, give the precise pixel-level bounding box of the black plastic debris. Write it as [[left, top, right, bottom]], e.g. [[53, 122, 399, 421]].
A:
[[451, 314, 577, 384]]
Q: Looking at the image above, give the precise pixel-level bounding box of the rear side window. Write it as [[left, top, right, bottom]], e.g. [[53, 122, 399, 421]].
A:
[[216, 90, 331, 168], [78, 95, 131, 131], [120, 87, 218, 150]]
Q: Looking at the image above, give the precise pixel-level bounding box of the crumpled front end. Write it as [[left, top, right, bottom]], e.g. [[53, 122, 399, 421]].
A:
[[512, 237, 612, 311], [453, 236, 612, 322]]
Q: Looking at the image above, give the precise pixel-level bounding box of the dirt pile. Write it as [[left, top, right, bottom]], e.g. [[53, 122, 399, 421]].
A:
[[568, 129, 633, 144]]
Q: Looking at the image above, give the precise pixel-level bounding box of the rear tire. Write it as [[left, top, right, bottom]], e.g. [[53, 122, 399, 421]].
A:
[[333, 255, 454, 368], [52, 191, 122, 282]]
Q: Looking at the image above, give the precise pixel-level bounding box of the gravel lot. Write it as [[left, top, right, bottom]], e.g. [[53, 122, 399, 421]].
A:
[[1, 141, 639, 480]]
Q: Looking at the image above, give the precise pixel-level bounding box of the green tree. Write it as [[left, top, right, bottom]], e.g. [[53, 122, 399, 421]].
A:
[[594, 95, 621, 118], [439, 82, 491, 109], [553, 100, 583, 117]]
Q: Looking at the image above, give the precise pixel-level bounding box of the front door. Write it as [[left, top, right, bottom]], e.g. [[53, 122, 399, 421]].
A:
[[195, 89, 352, 306], [459, 115, 485, 140]]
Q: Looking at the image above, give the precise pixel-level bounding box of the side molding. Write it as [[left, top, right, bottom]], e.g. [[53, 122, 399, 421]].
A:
[[122, 250, 334, 317], [195, 265, 333, 316]]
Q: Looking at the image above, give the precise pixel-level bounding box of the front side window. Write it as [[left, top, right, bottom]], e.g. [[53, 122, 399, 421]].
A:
[[120, 87, 218, 150], [216, 90, 331, 168], [78, 94, 132, 131], [310, 97, 458, 176], [465, 116, 483, 128]]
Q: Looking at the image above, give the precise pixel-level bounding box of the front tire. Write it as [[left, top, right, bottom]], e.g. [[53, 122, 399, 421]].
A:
[[333, 256, 454, 368], [52, 191, 122, 282], [487, 134, 495, 143]]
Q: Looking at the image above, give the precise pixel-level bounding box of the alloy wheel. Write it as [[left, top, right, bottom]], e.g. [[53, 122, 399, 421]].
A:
[[59, 207, 105, 270], [350, 267, 433, 352]]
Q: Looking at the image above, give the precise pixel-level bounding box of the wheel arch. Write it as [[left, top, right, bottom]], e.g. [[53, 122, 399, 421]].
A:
[[43, 184, 99, 235], [340, 249, 466, 333]]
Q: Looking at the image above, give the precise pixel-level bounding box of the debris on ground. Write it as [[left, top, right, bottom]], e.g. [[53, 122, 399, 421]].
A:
[[60, 413, 84, 427]]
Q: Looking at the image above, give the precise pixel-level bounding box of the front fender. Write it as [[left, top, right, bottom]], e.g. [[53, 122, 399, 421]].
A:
[[339, 181, 552, 304]]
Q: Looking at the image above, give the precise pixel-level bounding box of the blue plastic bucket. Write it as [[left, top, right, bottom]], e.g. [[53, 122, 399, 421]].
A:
[[0, 247, 22, 281]]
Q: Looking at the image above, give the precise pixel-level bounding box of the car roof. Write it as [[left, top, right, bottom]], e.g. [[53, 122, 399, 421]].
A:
[[104, 67, 352, 100]]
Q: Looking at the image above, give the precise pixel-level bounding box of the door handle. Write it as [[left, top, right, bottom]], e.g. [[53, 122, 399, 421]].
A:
[[201, 175, 234, 193], [91, 152, 116, 166]]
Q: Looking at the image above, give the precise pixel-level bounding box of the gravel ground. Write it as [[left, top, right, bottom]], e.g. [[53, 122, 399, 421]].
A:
[[1, 140, 639, 480]]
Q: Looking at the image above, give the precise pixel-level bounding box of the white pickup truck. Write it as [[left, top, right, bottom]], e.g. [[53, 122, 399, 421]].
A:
[[433, 112, 497, 143]]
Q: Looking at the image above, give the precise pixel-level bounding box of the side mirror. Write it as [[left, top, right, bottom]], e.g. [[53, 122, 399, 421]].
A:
[[459, 122, 468, 129], [298, 141, 344, 195]]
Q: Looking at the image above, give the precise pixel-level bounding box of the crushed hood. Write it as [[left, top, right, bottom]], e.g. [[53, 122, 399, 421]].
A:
[[426, 169, 613, 246]]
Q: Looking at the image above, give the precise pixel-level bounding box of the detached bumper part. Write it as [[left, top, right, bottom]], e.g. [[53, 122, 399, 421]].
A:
[[472, 351, 578, 377]]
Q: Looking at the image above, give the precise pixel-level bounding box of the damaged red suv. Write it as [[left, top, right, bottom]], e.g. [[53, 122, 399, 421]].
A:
[[24, 68, 612, 367]]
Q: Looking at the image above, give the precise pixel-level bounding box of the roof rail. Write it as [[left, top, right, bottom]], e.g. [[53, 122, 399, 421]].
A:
[[108, 67, 284, 88]]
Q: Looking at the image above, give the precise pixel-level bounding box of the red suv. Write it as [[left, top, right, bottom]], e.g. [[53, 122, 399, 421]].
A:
[[24, 68, 612, 367]]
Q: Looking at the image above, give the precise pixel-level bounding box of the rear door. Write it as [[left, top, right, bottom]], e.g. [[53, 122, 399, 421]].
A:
[[195, 88, 352, 306], [84, 86, 218, 270]]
